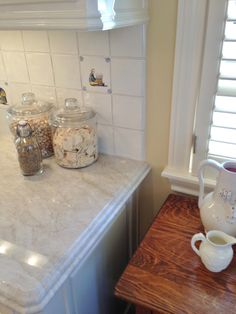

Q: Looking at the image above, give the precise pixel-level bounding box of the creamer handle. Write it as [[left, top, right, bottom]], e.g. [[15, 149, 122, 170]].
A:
[[198, 159, 221, 208], [191, 233, 205, 256]]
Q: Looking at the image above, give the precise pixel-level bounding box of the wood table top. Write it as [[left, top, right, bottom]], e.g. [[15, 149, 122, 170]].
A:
[[115, 194, 236, 314]]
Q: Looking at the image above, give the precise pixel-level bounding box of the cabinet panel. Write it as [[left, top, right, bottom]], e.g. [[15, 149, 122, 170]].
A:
[[70, 207, 129, 314]]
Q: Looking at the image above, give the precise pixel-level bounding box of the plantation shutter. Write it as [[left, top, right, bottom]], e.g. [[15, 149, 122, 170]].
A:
[[209, 0, 236, 159]]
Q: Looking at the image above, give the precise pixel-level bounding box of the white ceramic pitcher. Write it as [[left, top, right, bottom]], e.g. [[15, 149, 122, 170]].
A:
[[191, 230, 236, 272], [198, 159, 236, 236]]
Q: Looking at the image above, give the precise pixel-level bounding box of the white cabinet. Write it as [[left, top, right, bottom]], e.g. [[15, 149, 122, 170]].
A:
[[37, 189, 149, 314], [0, 0, 148, 30]]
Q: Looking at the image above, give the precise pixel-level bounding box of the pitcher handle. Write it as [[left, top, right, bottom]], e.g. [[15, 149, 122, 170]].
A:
[[191, 233, 206, 256], [198, 159, 221, 208]]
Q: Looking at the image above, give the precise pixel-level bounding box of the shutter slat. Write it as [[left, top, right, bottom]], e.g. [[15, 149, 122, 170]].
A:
[[217, 79, 236, 96], [227, 0, 236, 19], [212, 112, 236, 128], [209, 141, 236, 159], [210, 126, 236, 144], [225, 21, 236, 40], [222, 41, 236, 59], [215, 95, 236, 112], [220, 60, 236, 77]]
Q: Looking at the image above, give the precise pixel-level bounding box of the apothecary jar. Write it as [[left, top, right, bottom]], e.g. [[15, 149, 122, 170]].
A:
[[7, 92, 54, 158], [52, 98, 98, 168]]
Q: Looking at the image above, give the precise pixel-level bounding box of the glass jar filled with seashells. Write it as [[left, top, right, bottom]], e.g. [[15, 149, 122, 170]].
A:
[[7, 92, 54, 158], [52, 98, 98, 168]]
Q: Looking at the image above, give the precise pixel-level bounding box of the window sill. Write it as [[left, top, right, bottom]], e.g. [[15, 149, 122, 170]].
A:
[[162, 167, 216, 196]]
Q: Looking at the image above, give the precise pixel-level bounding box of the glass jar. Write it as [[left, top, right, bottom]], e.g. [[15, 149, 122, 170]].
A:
[[52, 98, 98, 168], [7, 92, 54, 158], [15, 120, 43, 176]]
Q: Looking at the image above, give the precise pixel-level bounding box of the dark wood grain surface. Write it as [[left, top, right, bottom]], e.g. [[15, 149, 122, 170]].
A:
[[115, 194, 236, 314]]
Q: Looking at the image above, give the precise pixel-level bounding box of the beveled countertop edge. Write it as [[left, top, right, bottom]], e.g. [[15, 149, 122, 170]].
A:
[[3, 163, 151, 314]]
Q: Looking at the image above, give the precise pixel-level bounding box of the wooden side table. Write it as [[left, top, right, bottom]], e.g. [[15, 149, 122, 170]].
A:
[[115, 194, 236, 314]]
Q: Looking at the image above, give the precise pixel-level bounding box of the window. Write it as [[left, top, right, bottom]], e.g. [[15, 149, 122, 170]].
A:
[[162, 0, 233, 195], [192, 0, 236, 172]]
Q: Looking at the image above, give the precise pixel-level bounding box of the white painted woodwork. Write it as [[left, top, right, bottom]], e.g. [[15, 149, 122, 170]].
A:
[[0, 0, 148, 30], [42, 192, 142, 314], [0, 189, 148, 314], [162, 0, 226, 195]]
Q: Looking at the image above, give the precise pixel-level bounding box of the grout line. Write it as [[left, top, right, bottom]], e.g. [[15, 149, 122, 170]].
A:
[[21, 30, 34, 94], [107, 29, 115, 154], [98, 122, 145, 132], [47, 30, 58, 106], [76, 32, 84, 105], [0, 49, 145, 61]]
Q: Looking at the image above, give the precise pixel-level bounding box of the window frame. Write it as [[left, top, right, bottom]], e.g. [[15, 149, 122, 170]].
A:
[[162, 0, 228, 195]]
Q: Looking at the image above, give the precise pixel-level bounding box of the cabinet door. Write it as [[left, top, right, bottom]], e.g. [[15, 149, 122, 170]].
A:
[[70, 207, 129, 314]]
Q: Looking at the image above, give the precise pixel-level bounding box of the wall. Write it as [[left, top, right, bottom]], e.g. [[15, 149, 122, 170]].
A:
[[0, 0, 178, 215], [145, 0, 178, 213], [0, 26, 146, 161]]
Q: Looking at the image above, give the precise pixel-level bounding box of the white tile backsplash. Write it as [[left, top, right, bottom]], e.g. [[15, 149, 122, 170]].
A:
[[113, 95, 144, 130], [79, 31, 109, 56], [97, 124, 114, 155], [56, 88, 83, 107], [26, 53, 54, 86], [0, 26, 146, 160], [3, 52, 29, 83], [31, 85, 56, 103], [114, 128, 145, 160], [111, 59, 145, 96], [84, 92, 112, 125], [8, 82, 31, 105], [0, 53, 7, 81], [110, 25, 145, 58], [0, 31, 24, 51], [52, 54, 81, 89], [49, 31, 78, 54], [23, 31, 49, 52]]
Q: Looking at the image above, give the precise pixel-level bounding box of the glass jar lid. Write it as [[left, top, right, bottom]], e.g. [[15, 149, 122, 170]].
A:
[[7, 92, 54, 117], [53, 98, 96, 126], [16, 120, 33, 137]]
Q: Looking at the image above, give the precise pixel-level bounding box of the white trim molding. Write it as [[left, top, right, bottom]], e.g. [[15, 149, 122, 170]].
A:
[[0, 0, 148, 30], [162, 0, 213, 195]]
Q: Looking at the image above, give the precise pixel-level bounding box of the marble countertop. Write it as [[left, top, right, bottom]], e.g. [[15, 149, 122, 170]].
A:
[[0, 137, 150, 313]]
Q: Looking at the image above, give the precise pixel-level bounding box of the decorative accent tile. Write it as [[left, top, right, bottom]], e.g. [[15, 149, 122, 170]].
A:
[[56, 88, 83, 107], [111, 59, 145, 96], [80, 56, 110, 93], [113, 95, 144, 130], [114, 128, 145, 160], [0, 81, 11, 104], [78, 31, 109, 56], [110, 25, 145, 58], [84, 92, 112, 125], [97, 124, 114, 155], [49, 31, 78, 54], [52, 54, 81, 89], [26, 53, 54, 86], [2, 52, 29, 83], [23, 31, 49, 52], [0, 31, 24, 51], [31, 85, 56, 104]]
